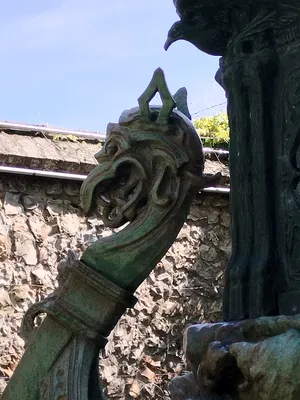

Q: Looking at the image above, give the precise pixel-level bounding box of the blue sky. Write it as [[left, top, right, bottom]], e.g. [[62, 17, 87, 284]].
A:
[[0, 1, 226, 133]]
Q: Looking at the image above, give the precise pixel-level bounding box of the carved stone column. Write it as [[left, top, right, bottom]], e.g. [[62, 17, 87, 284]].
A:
[[166, 1, 300, 320]]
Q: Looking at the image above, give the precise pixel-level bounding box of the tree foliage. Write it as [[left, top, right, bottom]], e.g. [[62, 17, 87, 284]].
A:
[[193, 113, 229, 148]]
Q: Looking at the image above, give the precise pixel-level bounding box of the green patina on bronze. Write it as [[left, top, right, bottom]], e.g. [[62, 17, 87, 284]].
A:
[[80, 68, 216, 292], [1, 68, 217, 400], [4, 0, 300, 397]]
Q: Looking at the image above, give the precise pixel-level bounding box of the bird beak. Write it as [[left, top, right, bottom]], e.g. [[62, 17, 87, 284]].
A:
[[164, 37, 174, 51]]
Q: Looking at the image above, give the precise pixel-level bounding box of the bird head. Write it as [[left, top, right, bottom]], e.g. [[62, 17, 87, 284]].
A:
[[164, 15, 228, 56], [164, 21, 186, 51]]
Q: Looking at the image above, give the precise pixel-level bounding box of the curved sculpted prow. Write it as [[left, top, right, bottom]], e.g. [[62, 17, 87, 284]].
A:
[[80, 67, 216, 291], [2, 68, 217, 400]]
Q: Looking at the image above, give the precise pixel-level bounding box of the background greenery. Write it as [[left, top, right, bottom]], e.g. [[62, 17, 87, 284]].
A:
[[194, 113, 229, 149]]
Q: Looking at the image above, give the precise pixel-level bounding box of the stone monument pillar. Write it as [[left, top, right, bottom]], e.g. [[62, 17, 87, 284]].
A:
[[166, 1, 300, 321]]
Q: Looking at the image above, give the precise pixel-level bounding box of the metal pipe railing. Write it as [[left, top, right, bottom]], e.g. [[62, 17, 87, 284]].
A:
[[0, 165, 230, 194], [0, 121, 106, 140]]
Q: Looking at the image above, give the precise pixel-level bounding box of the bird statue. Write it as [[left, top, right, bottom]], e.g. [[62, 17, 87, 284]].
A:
[[164, 0, 231, 55], [164, 0, 299, 56]]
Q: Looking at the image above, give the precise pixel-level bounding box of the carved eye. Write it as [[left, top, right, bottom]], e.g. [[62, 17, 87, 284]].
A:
[[106, 142, 118, 156]]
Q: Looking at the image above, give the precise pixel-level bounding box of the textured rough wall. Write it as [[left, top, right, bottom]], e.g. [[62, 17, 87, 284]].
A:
[[0, 174, 230, 399]]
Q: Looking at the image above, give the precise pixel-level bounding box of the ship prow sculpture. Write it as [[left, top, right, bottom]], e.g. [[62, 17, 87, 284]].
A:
[[3, 0, 300, 397], [1, 68, 218, 400]]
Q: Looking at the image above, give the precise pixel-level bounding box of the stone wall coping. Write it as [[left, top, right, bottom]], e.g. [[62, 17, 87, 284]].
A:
[[0, 123, 230, 184]]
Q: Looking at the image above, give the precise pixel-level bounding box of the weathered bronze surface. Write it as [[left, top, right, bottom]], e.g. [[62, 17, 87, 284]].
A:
[[173, 315, 300, 399], [167, 0, 300, 321], [166, 1, 300, 399], [165, 1, 300, 56], [1, 68, 216, 400]]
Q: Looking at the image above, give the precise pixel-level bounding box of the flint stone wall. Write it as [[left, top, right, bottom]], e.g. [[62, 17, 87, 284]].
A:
[[0, 174, 230, 399]]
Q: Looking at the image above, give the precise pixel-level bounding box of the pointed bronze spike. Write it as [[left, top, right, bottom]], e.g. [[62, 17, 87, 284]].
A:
[[173, 87, 192, 120], [138, 68, 176, 124]]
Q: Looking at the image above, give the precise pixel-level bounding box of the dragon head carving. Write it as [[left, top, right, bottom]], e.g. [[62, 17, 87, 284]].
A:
[[80, 69, 219, 290], [81, 68, 217, 230]]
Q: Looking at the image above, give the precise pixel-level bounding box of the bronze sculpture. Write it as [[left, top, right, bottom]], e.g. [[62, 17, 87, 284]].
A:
[[166, 0, 300, 320], [3, 0, 300, 397], [165, 1, 300, 399], [1, 68, 216, 400]]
